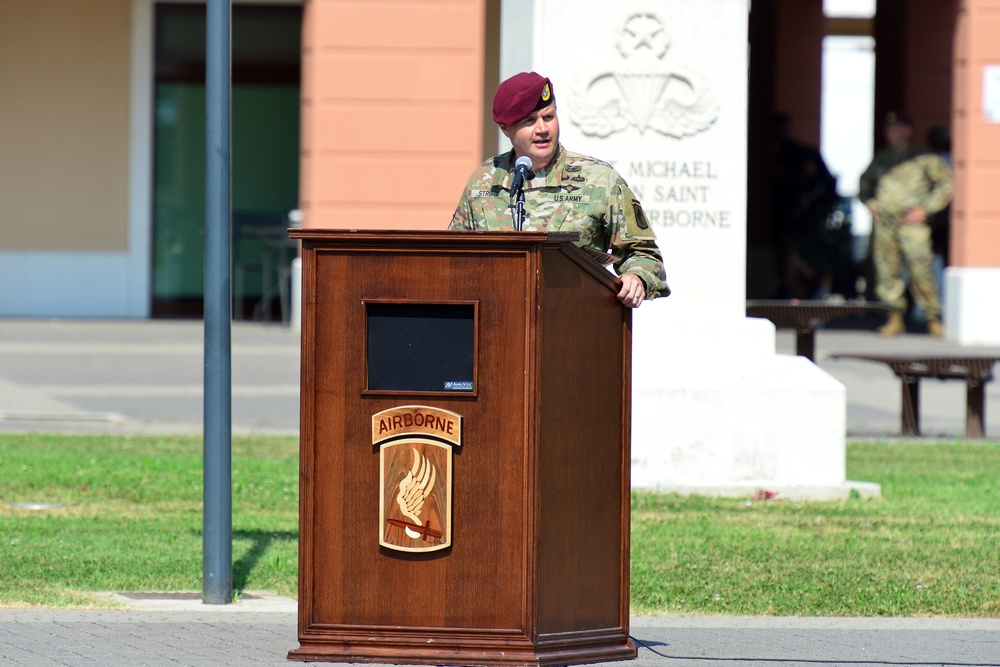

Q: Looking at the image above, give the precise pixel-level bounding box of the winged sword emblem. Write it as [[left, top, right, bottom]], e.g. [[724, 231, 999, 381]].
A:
[[375, 406, 458, 553], [395, 448, 438, 539]]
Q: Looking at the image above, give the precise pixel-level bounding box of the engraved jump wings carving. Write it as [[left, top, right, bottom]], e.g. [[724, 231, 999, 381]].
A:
[[645, 71, 719, 138], [568, 11, 719, 139], [569, 76, 631, 138], [570, 71, 718, 139]]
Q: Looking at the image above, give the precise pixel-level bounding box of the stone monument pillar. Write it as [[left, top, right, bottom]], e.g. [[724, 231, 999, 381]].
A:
[[506, 0, 875, 499]]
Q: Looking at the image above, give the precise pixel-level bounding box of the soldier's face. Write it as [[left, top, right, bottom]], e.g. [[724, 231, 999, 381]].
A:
[[500, 103, 560, 170], [885, 122, 912, 149]]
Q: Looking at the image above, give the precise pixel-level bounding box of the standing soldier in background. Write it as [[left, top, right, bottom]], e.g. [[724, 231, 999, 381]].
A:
[[859, 112, 953, 337], [449, 71, 669, 309]]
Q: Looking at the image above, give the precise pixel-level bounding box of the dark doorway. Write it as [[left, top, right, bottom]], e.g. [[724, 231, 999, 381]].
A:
[[151, 3, 301, 319]]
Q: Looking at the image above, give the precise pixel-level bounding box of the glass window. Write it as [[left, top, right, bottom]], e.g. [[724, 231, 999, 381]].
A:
[[823, 0, 876, 19], [151, 4, 301, 317]]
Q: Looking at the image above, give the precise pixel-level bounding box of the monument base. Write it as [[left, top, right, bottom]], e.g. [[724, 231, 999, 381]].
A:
[[944, 267, 1000, 346], [630, 314, 877, 499], [654, 482, 881, 501]]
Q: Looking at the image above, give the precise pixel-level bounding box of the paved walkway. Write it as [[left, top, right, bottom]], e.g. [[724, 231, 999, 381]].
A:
[[2, 604, 999, 666], [0, 317, 998, 438], [1, 317, 999, 666], [0, 319, 300, 436]]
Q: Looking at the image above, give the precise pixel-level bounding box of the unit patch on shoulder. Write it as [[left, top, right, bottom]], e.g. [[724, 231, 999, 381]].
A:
[[632, 199, 650, 230]]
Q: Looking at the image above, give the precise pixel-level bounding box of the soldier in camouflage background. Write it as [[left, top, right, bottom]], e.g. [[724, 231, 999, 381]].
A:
[[449, 72, 669, 308], [859, 112, 953, 336]]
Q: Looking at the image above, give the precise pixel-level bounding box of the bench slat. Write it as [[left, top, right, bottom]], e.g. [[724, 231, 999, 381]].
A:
[[828, 353, 1000, 438]]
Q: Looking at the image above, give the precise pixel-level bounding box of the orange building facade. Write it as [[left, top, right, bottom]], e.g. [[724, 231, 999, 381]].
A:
[[0, 0, 996, 341], [298, 0, 486, 230], [953, 0, 1000, 268]]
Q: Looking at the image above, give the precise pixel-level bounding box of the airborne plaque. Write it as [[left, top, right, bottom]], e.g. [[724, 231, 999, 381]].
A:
[[374, 405, 462, 553]]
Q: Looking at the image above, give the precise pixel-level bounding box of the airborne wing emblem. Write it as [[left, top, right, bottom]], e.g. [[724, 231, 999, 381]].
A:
[[395, 449, 437, 539]]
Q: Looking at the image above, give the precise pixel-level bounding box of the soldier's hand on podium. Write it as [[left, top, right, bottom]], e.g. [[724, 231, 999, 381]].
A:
[[618, 273, 645, 308]]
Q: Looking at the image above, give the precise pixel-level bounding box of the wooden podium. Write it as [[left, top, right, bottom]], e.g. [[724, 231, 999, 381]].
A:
[[288, 230, 636, 666]]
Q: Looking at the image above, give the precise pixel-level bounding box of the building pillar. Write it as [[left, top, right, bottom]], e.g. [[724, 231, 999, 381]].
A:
[[517, 0, 872, 499], [946, 0, 1000, 344]]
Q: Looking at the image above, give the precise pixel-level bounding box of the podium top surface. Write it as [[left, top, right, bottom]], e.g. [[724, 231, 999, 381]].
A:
[[289, 228, 580, 246], [290, 229, 622, 293]]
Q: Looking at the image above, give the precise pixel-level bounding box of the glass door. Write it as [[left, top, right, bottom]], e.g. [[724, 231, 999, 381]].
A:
[[151, 3, 302, 319]]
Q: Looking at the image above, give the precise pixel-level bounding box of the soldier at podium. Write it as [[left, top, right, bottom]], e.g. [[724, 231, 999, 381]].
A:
[[449, 71, 669, 309]]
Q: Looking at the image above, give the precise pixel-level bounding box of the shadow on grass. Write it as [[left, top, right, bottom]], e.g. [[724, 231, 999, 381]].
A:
[[232, 528, 298, 591]]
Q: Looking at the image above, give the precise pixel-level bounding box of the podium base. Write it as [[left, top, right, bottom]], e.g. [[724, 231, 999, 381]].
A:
[[289, 629, 636, 666]]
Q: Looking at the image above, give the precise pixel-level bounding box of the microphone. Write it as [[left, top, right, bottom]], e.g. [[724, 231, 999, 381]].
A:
[[510, 156, 534, 197]]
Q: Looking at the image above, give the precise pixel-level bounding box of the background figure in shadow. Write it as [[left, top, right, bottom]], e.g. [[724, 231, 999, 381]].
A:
[[927, 124, 952, 307], [769, 113, 847, 300]]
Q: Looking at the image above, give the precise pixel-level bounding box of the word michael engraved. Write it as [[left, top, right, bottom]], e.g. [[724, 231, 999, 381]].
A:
[[374, 405, 462, 553], [569, 11, 719, 139]]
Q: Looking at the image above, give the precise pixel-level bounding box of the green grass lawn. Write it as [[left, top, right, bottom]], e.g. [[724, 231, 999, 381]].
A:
[[0, 434, 298, 608], [632, 441, 1000, 617], [1, 434, 998, 616]]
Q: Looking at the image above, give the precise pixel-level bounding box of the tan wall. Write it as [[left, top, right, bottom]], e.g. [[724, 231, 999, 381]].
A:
[[299, 0, 486, 230], [952, 0, 1000, 267], [0, 0, 131, 252]]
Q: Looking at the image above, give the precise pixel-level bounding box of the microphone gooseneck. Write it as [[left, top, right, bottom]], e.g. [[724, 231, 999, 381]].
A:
[[510, 156, 534, 231], [510, 156, 533, 197]]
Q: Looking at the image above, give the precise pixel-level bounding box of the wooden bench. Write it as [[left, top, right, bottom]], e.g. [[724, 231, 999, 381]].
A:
[[828, 353, 1000, 439], [746, 300, 892, 361]]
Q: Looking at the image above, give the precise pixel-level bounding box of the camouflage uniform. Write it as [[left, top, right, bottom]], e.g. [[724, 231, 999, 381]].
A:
[[449, 144, 669, 298], [859, 145, 952, 320]]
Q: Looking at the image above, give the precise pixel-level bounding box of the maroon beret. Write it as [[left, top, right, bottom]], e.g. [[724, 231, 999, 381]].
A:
[[885, 111, 913, 127], [492, 72, 555, 126]]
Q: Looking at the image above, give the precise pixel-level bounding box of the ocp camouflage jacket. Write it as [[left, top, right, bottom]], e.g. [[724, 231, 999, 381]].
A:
[[859, 144, 953, 219], [449, 144, 670, 298]]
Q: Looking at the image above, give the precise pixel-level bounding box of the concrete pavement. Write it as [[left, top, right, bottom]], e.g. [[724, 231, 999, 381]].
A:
[[1, 316, 999, 666], [0, 316, 998, 438], [0, 318, 300, 436], [2, 604, 999, 667]]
